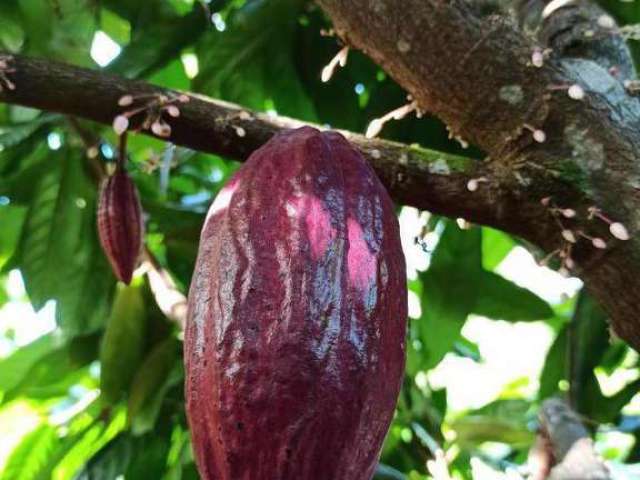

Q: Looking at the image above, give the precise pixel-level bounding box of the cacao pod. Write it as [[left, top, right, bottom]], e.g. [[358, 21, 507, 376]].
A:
[[97, 167, 144, 284], [185, 127, 407, 480], [99, 283, 146, 404]]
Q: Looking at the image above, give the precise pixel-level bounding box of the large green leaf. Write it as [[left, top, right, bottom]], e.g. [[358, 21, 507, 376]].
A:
[[51, 408, 127, 480], [105, 3, 209, 78], [127, 337, 181, 435], [569, 292, 610, 416], [538, 324, 568, 400], [194, 0, 316, 120], [481, 228, 515, 271], [0, 332, 66, 394], [1, 333, 99, 403], [2, 424, 61, 480], [418, 268, 477, 370], [416, 222, 482, 370], [17, 0, 95, 65], [2, 399, 104, 480], [473, 271, 553, 321], [11, 149, 115, 335]]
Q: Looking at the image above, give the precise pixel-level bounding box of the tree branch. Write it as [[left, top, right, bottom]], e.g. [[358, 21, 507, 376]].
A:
[[315, 0, 640, 351], [535, 398, 610, 480], [0, 53, 506, 225]]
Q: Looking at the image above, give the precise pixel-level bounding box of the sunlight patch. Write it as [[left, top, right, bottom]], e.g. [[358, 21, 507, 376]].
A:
[[90, 31, 122, 67]]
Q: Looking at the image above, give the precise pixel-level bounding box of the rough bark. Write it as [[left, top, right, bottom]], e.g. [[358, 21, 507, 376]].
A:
[[315, 0, 640, 350]]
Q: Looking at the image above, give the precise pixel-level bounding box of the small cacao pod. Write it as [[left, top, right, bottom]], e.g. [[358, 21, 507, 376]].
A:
[[97, 167, 144, 284], [185, 127, 407, 480]]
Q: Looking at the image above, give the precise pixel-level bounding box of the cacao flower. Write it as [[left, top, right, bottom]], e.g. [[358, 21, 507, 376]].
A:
[[185, 127, 407, 480], [97, 167, 144, 284]]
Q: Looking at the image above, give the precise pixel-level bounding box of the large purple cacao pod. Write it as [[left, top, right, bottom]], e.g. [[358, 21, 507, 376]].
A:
[[185, 126, 407, 480]]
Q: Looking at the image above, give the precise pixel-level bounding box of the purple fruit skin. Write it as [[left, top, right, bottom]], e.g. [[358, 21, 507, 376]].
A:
[[97, 168, 143, 284], [185, 127, 407, 480]]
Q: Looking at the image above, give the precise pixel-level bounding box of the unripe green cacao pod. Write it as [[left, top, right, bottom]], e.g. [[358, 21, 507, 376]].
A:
[[100, 283, 146, 403], [185, 127, 407, 480]]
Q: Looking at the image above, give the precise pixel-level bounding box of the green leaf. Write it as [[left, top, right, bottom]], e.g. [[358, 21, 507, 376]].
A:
[[570, 292, 609, 384], [143, 201, 205, 242], [416, 222, 482, 370], [0, 140, 51, 203], [473, 271, 553, 321], [99, 7, 130, 45], [0, 205, 26, 269], [452, 336, 481, 361], [17, 0, 95, 65], [418, 268, 477, 370], [127, 337, 181, 435], [124, 430, 172, 479], [194, 0, 316, 120], [2, 333, 100, 403], [105, 3, 208, 78], [599, 341, 629, 375], [2, 424, 61, 480], [481, 227, 515, 271], [12, 150, 115, 335], [0, 3, 25, 52], [148, 58, 190, 91], [0, 275, 8, 304], [0, 332, 66, 394], [2, 398, 103, 480], [100, 284, 147, 404], [52, 407, 127, 480], [596, 378, 640, 424], [73, 433, 132, 480], [429, 221, 482, 271], [0, 114, 55, 150], [538, 325, 568, 400], [569, 292, 611, 416]]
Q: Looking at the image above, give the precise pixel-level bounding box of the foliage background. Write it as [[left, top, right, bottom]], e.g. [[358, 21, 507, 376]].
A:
[[0, 0, 639, 478]]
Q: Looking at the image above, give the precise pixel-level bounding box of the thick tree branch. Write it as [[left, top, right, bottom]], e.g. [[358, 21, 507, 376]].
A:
[[0, 53, 506, 226], [316, 0, 640, 351]]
